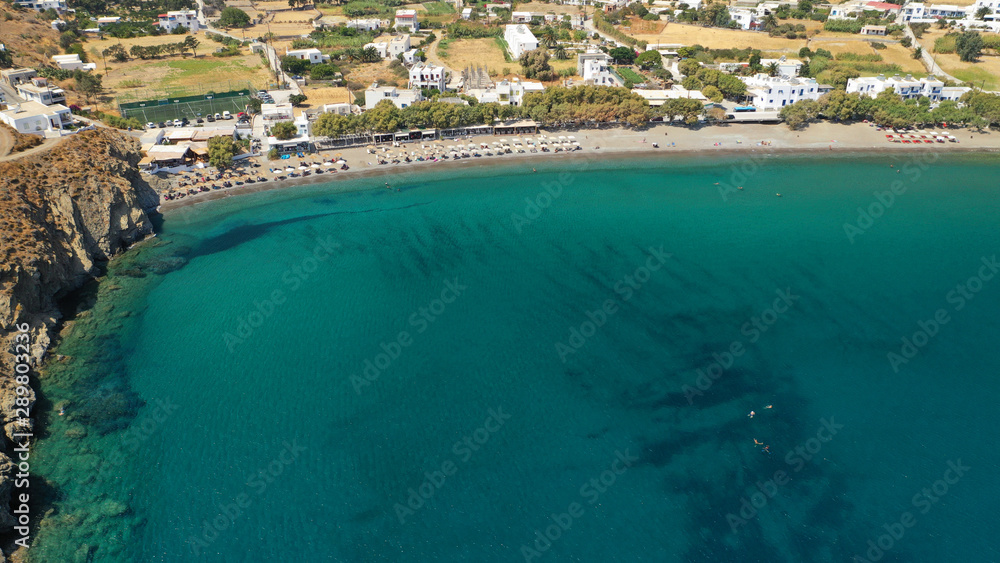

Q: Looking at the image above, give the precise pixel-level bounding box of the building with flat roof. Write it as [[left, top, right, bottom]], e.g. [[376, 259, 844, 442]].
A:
[[741, 74, 820, 110], [157, 10, 199, 33], [52, 54, 97, 71], [395, 9, 419, 31], [16, 78, 66, 106], [409, 62, 448, 91], [504, 24, 539, 59], [285, 48, 330, 64], [365, 84, 423, 109], [845, 74, 966, 102], [14, 0, 66, 12], [1, 68, 37, 87], [0, 101, 71, 134]]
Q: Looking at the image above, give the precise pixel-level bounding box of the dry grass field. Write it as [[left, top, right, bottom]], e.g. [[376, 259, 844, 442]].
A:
[[876, 43, 928, 74], [102, 54, 270, 103], [299, 85, 354, 108], [437, 38, 510, 74], [918, 29, 1000, 89], [633, 23, 807, 52]]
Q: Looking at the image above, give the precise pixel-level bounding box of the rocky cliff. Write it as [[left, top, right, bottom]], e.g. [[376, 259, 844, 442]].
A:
[[0, 129, 156, 533]]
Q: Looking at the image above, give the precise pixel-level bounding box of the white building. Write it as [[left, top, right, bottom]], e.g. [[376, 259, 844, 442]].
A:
[[741, 74, 820, 110], [403, 48, 420, 64], [901, 2, 969, 21], [388, 35, 411, 58], [96, 16, 121, 27], [294, 112, 311, 138], [285, 48, 330, 64], [157, 11, 199, 33], [845, 74, 970, 102], [52, 54, 97, 71], [347, 18, 383, 31], [631, 86, 709, 106], [0, 101, 71, 134], [16, 78, 66, 106], [504, 24, 539, 59], [365, 84, 423, 109], [395, 9, 419, 32], [320, 103, 356, 115], [262, 102, 294, 125], [578, 51, 619, 85], [469, 78, 544, 106], [409, 62, 448, 91], [13, 0, 66, 12], [728, 7, 763, 29], [461, 7, 473, 19], [512, 11, 533, 23], [760, 57, 803, 77]]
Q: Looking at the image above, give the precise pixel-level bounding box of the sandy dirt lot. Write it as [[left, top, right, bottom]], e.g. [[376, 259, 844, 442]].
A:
[[919, 29, 1000, 89], [438, 38, 510, 75], [634, 23, 807, 52]]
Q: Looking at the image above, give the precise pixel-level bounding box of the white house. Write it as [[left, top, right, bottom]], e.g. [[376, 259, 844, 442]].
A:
[[403, 48, 420, 64], [860, 24, 887, 35], [741, 74, 820, 110], [409, 62, 448, 91], [157, 10, 199, 33], [389, 35, 411, 58], [96, 16, 121, 27], [578, 51, 619, 85], [469, 78, 544, 106], [512, 11, 533, 22], [845, 74, 968, 102], [365, 41, 389, 59], [347, 18, 384, 31], [262, 102, 294, 125], [901, 2, 969, 21], [504, 24, 539, 59], [760, 57, 803, 77], [395, 9, 420, 32], [294, 112, 311, 138], [461, 7, 473, 19], [320, 102, 356, 115], [285, 48, 330, 64], [16, 78, 66, 106], [365, 84, 423, 109], [0, 101, 71, 134], [52, 54, 97, 71], [13, 0, 66, 12]]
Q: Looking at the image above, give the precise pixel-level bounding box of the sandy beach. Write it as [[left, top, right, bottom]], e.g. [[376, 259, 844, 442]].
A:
[[157, 121, 1000, 213]]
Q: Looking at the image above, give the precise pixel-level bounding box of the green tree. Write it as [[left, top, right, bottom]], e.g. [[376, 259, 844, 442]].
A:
[[608, 46, 636, 64], [218, 7, 251, 28], [913, 46, 923, 59], [634, 50, 663, 69], [271, 121, 298, 140], [289, 94, 308, 106], [519, 49, 555, 80], [310, 63, 338, 79], [955, 30, 984, 62], [0, 47, 13, 69], [208, 136, 237, 169], [975, 6, 991, 19], [75, 72, 103, 102], [184, 35, 200, 57], [60, 30, 78, 51], [779, 99, 819, 129], [766, 62, 780, 76], [679, 59, 701, 77], [702, 85, 723, 103]]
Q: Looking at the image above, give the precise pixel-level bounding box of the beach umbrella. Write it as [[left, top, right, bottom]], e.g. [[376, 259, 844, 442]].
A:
[[324, 161, 335, 167], [311, 163, 320, 168], [337, 159, 347, 164]]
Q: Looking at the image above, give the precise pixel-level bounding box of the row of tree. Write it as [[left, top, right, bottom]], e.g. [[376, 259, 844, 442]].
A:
[[102, 36, 199, 61], [779, 89, 1000, 129]]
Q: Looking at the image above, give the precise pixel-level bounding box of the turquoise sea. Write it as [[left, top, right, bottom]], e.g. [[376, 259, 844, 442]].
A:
[[30, 153, 1000, 562]]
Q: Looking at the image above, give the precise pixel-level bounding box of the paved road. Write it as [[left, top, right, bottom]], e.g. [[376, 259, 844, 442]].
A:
[[901, 25, 959, 82], [583, 18, 626, 48]]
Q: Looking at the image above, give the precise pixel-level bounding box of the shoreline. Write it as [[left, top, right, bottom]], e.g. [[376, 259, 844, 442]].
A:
[[158, 121, 1000, 213]]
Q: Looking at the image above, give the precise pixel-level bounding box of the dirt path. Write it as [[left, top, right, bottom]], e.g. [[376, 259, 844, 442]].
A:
[[0, 135, 64, 163], [0, 126, 12, 159], [425, 36, 446, 68]]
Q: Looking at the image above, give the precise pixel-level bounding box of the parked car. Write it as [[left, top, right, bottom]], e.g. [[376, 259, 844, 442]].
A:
[[196, 117, 204, 124], [257, 90, 268, 98], [146, 122, 156, 129], [158, 122, 166, 128], [206, 115, 216, 122], [173, 119, 183, 127], [222, 111, 232, 120], [181, 117, 190, 125], [214, 112, 221, 120]]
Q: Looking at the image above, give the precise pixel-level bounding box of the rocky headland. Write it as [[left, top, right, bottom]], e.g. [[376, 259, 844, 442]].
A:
[[0, 129, 158, 550]]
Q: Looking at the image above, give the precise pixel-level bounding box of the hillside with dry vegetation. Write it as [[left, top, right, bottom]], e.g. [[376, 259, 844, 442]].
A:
[[0, 3, 64, 70]]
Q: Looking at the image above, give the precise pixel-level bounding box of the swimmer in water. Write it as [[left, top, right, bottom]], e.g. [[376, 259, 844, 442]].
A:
[[765, 405, 772, 409], [748, 411, 755, 418], [753, 438, 763, 445]]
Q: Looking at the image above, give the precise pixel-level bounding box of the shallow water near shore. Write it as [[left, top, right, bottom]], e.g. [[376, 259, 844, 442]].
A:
[[30, 154, 1000, 562]]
